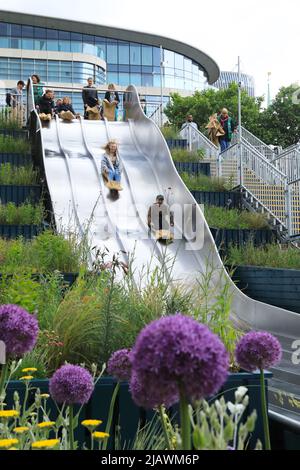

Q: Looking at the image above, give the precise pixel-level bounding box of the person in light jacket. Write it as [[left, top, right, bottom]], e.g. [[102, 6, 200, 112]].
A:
[[101, 140, 123, 189]]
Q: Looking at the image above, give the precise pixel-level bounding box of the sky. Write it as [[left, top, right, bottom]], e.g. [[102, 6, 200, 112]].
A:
[[1, 0, 299, 99]]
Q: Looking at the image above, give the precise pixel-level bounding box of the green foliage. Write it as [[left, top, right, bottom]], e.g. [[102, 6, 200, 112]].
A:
[[0, 135, 30, 154], [165, 83, 263, 135], [204, 205, 270, 229], [256, 84, 300, 147], [0, 230, 84, 273], [180, 172, 233, 191], [0, 202, 44, 225], [0, 109, 22, 129], [160, 125, 180, 140], [171, 148, 205, 162], [227, 242, 300, 269], [0, 163, 39, 185]]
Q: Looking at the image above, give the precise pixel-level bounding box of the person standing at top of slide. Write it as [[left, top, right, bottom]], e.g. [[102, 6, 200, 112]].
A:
[[82, 77, 100, 119]]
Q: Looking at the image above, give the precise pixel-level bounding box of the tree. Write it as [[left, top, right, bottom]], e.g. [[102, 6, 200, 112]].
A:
[[164, 83, 264, 135], [256, 85, 300, 147]]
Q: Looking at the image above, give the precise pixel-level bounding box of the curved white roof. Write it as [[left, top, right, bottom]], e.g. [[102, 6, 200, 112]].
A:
[[0, 10, 220, 84]]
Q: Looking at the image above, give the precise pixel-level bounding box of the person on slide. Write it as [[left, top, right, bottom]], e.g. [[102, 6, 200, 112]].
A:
[[147, 194, 174, 243], [101, 140, 123, 191]]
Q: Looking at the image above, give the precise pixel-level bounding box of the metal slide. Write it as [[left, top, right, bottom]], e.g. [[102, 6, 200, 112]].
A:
[[31, 85, 300, 428]]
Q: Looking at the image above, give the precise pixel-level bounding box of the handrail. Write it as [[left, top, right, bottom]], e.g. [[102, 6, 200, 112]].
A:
[[272, 144, 300, 163]]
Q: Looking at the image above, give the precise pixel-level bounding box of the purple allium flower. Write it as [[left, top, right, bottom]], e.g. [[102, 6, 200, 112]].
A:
[[107, 349, 132, 381], [235, 331, 282, 372], [49, 364, 94, 405], [0, 304, 38, 357], [130, 314, 229, 408]]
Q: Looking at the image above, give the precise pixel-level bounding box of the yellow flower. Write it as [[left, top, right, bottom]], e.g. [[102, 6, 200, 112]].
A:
[[21, 367, 37, 373], [0, 439, 19, 449], [37, 421, 55, 429], [31, 439, 60, 449], [92, 431, 109, 440], [13, 426, 29, 434], [0, 410, 20, 419], [19, 375, 34, 381], [81, 419, 102, 430], [40, 394, 50, 399]]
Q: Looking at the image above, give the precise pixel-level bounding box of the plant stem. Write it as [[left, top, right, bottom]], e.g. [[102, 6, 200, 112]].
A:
[[69, 405, 74, 451], [102, 381, 120, 451], [260, 368, 271, 450], [158, 405, 172, 450], [0, 362, 9, 409], [179, 387, 191, 450]]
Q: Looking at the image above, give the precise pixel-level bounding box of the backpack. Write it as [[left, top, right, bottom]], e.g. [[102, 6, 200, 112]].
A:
[[5, 92, 11, 107]]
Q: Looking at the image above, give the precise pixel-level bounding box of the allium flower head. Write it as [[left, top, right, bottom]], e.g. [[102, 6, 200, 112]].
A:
[[0, 304, 38, 357], [235, 331, 282, 372], [49, 364, 94, 405], [107, 349, 132, 381], [130, 314, 229, 408]]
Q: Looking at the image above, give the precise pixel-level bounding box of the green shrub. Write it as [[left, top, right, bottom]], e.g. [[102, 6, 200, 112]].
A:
[[0, 163, 39, 185], [0, 135, 30, 154], [204, 205, 270, 229], [181, 172, 233, 191], [160, 125, 180, 140], [0, 109, 22, 130], [0, 202, 44, 225], [227, 243, 300, 269], [171, 148, 205, 162]]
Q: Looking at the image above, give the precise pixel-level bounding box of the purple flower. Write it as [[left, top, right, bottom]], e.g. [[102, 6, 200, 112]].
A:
[[130, 314, 229, 408], [49, 364, 94, 405], [107, 349, 132, 381], [0, 304, 38, 357], [235, 331, 282, 372]]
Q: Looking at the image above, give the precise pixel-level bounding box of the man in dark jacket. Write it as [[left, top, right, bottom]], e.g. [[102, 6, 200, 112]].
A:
[[37, 89, 55, 117], [82, 77, 99, 119], [218, 108, 236, 152]]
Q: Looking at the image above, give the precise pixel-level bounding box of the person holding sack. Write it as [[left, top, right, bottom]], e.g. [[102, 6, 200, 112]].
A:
[[82, 77, 100, 120], [101, 140, 123, 191], [206, 113, 225, 147], [56, 96, 79, 121], [103, 83, 120, 121]]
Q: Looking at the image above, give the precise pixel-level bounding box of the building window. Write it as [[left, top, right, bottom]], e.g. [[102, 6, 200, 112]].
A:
[[130, 43, 141, 65], [141, 46, 152, 66], [107, 43, 118, 64], [118, 43, 129, 65]]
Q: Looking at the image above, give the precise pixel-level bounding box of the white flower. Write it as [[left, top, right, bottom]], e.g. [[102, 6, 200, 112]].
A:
[[235, 386, 248, 402], [227, 402, 245, 415]]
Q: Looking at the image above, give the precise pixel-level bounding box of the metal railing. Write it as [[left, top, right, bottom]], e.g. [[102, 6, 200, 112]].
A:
[[179, 123, 219, 159], [0, 92, 27, 127], [231, 126, 276, 161], [272, 145, 300, 183]]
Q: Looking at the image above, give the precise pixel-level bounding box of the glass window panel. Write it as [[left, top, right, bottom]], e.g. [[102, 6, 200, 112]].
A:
[[164, 50, 174, 68], [82, 34, 94, 44], [130, 65, 141, 73], [107, 44, 118, 64], [142, 65, 152, 73], [119, 65, 129, 73], [153, 74, 161, 88], [0, 23, 9, 36], [71, 42, 82, 53], [152, 66, 160, 74], [119, 43, 129, 64], [192, 63, 199, 75], [184, 58, 192, 72], [59, 40, 71, 52], [175, 69, 184, 78], [47, 29, 58, 39], [130, 73, 141, 86], [153, 47, 160, 66], [11, 24, 21, 36], [0, 37, 9, 47], [107, 64, 118, 72], [119, 72, 129, 86], [11, 38, 21, 48], [71, 32, 82, 41], [130, 44, 141, 65], [164, 67, 174, 76], [164, 75, 174, 88], [22, 26, 33, 38], [141, 46, 152, 65], [175, 77, 184, 89], [34, 40, 47, 51], [174, 53, 184, 70], [96, 45, 105, 60], [83, 43, 96, 55], [106, 71, 118, 84], [185, 71, 192, 79], [142, 73, 153, 87], [59, 31, 70, 40], [47, 40, 58, 51], [34, 27, 47, 39], [22, 38, 34, 49]]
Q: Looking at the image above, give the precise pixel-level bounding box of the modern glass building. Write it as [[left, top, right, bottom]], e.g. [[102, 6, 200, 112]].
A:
[[0, 10, 220, 113], [213, 71, 255, 97]]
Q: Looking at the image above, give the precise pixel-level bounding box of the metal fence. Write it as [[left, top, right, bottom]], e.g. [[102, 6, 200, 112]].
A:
[[179, 123, 219, 159], [0, 92, 27, 128]]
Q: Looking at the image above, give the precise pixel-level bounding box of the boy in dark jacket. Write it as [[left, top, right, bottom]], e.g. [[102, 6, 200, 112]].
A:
[[37, 89, 55, 117]]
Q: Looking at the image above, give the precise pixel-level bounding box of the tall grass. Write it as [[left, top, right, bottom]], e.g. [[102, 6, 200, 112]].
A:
[[0, 163, 39, 185], [160, 126, 180, 140], [0, 230, 85, 272], [180, 172, 233, 191], [0, 135, 30, 154], [0, 109, 22, 130], [0, 202, 44, 225], [228, 243, 300, 269], [204, 205, 270, 230], [171, 148, 205, 162]]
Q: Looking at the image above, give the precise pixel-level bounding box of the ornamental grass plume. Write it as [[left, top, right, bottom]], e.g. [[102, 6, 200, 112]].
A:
[[107, 349, 132, 381], [0, 304, 38, 357], [49, 364, 94, 405], [130, 313, 229, 451], [235, 331, 282, 451], [235, 331, 282, 372]]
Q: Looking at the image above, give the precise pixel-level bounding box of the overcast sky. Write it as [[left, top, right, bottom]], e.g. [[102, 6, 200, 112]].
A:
[[1, 0, 299, 99]]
